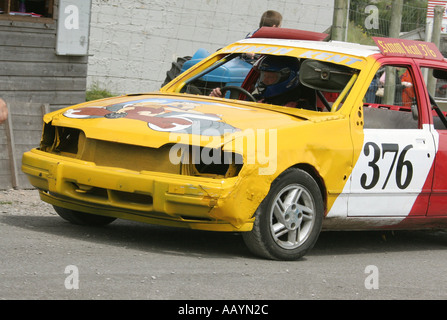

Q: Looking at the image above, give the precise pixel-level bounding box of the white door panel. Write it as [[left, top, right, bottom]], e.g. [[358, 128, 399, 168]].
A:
[[348, 126, 436, 217]]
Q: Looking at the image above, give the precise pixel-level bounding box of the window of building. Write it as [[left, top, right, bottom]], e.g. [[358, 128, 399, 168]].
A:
[[0, 0, 53, 21]]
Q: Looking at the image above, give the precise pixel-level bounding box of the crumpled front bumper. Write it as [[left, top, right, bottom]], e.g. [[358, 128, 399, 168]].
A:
[[21, 149, 254, 232]]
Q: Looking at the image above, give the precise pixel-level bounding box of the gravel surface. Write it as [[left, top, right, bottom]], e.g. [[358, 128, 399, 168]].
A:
[[0, 189, 54, 217], [2, 188, 447, 301]]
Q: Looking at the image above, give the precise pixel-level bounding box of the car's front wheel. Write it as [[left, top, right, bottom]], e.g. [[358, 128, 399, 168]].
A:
[[53, 206, 116, 226], [243, 168, 324, 260]]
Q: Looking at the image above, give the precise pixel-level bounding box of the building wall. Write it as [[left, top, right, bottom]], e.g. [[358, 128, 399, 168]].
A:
[[0, 19, 88, 110], [0, 1, 90, 189], [87, 0, 334, 95]]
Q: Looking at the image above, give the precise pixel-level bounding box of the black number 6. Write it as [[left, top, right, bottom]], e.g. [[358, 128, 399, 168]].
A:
[[396, 145, 413, 189]]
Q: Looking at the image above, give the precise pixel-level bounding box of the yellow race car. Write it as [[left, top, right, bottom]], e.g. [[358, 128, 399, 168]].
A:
[[22, 28, 447, 260]]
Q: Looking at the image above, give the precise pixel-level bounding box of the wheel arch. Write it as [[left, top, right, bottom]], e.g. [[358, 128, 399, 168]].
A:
[[242, 162, 327, 260], [290, 163, 328, 213]]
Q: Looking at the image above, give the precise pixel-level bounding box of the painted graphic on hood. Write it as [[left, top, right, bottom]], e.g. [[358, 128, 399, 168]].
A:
[[63, 98, 240, 135]]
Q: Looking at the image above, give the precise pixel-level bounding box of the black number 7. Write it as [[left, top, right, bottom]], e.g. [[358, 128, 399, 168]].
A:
[[381, 143, 399, 189]]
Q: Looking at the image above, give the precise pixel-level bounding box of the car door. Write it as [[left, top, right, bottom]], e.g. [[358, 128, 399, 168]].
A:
[[418, 63, 447, 216], [348, 62, 436, 217]]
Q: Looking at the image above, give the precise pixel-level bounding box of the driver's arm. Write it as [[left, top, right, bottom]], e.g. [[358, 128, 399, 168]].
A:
[[210, 87, 223, 98]]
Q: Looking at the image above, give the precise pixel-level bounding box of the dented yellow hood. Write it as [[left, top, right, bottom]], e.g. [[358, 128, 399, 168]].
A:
[[46, 93, 343, 149]]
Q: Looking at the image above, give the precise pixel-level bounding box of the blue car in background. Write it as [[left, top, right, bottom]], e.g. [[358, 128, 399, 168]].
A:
[[162, 48, 254, 96]]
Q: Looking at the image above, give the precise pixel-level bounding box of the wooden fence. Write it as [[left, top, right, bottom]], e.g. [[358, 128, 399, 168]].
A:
[[1, 101, 48, 190]]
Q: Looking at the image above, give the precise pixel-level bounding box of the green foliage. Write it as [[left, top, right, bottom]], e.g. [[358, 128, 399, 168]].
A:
[[347, 20, 376, 45], [349, 0, 427, 39], [86, 83, 115, 101]]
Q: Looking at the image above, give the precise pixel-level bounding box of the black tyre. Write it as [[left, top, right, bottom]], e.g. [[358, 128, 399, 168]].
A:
[[161, 56, 192, 87], [243, 168, 324, 260], [53, 206, 116, 226]]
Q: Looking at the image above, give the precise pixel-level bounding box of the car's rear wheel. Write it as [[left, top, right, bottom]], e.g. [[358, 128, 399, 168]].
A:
[[242, 168, 324, 260], [53, 206, 116, 226]]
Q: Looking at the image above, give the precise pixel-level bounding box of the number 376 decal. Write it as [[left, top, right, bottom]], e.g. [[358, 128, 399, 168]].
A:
[[360, 142, 414, 190]]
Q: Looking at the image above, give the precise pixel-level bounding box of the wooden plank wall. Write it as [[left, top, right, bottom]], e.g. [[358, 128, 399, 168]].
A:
[[0, 8, 89, 189], [0, 18, 88, 111], [0, 101, 48, 189]]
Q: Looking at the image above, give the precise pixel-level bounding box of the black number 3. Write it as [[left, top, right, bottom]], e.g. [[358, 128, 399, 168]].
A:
[[360, 142, 380, 189]]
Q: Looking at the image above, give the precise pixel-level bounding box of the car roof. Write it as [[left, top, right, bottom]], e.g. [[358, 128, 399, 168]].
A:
[[237, 36, 447, 64], [238, 37, 381, 58]]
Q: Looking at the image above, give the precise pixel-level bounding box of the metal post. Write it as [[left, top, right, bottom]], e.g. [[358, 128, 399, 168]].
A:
[[332, 0, 347, 41], [427, 6, 444, 96], [383, 0, 403, 105]]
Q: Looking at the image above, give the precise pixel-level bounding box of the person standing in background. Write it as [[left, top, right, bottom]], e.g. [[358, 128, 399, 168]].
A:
[[259, 10, 282, 28], [0, 98, 8, 124], [246, 10, 283, 38]]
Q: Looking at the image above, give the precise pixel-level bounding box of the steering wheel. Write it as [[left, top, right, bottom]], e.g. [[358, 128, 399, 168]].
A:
[[220, 86, 257, 102]]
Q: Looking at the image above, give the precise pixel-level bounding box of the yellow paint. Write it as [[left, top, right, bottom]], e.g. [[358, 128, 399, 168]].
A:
[[22, 39, 379, 232]]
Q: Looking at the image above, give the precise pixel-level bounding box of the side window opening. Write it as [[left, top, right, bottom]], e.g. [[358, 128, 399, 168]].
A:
[[363, 65, 419, 130], [420, 67, 447, 130]]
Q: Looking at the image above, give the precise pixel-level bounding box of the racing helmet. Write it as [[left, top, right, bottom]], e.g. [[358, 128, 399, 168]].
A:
[[255, 55, 300, 98]]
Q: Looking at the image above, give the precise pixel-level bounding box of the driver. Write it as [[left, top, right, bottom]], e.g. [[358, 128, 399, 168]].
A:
[[210, 55, 316, 110]]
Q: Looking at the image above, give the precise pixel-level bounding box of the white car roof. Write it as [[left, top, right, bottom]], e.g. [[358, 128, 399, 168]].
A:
[[238, 37, 380, 58]]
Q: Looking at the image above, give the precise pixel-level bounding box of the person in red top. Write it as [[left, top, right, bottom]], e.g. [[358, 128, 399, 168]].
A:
[[400, 69, 415, 107]]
